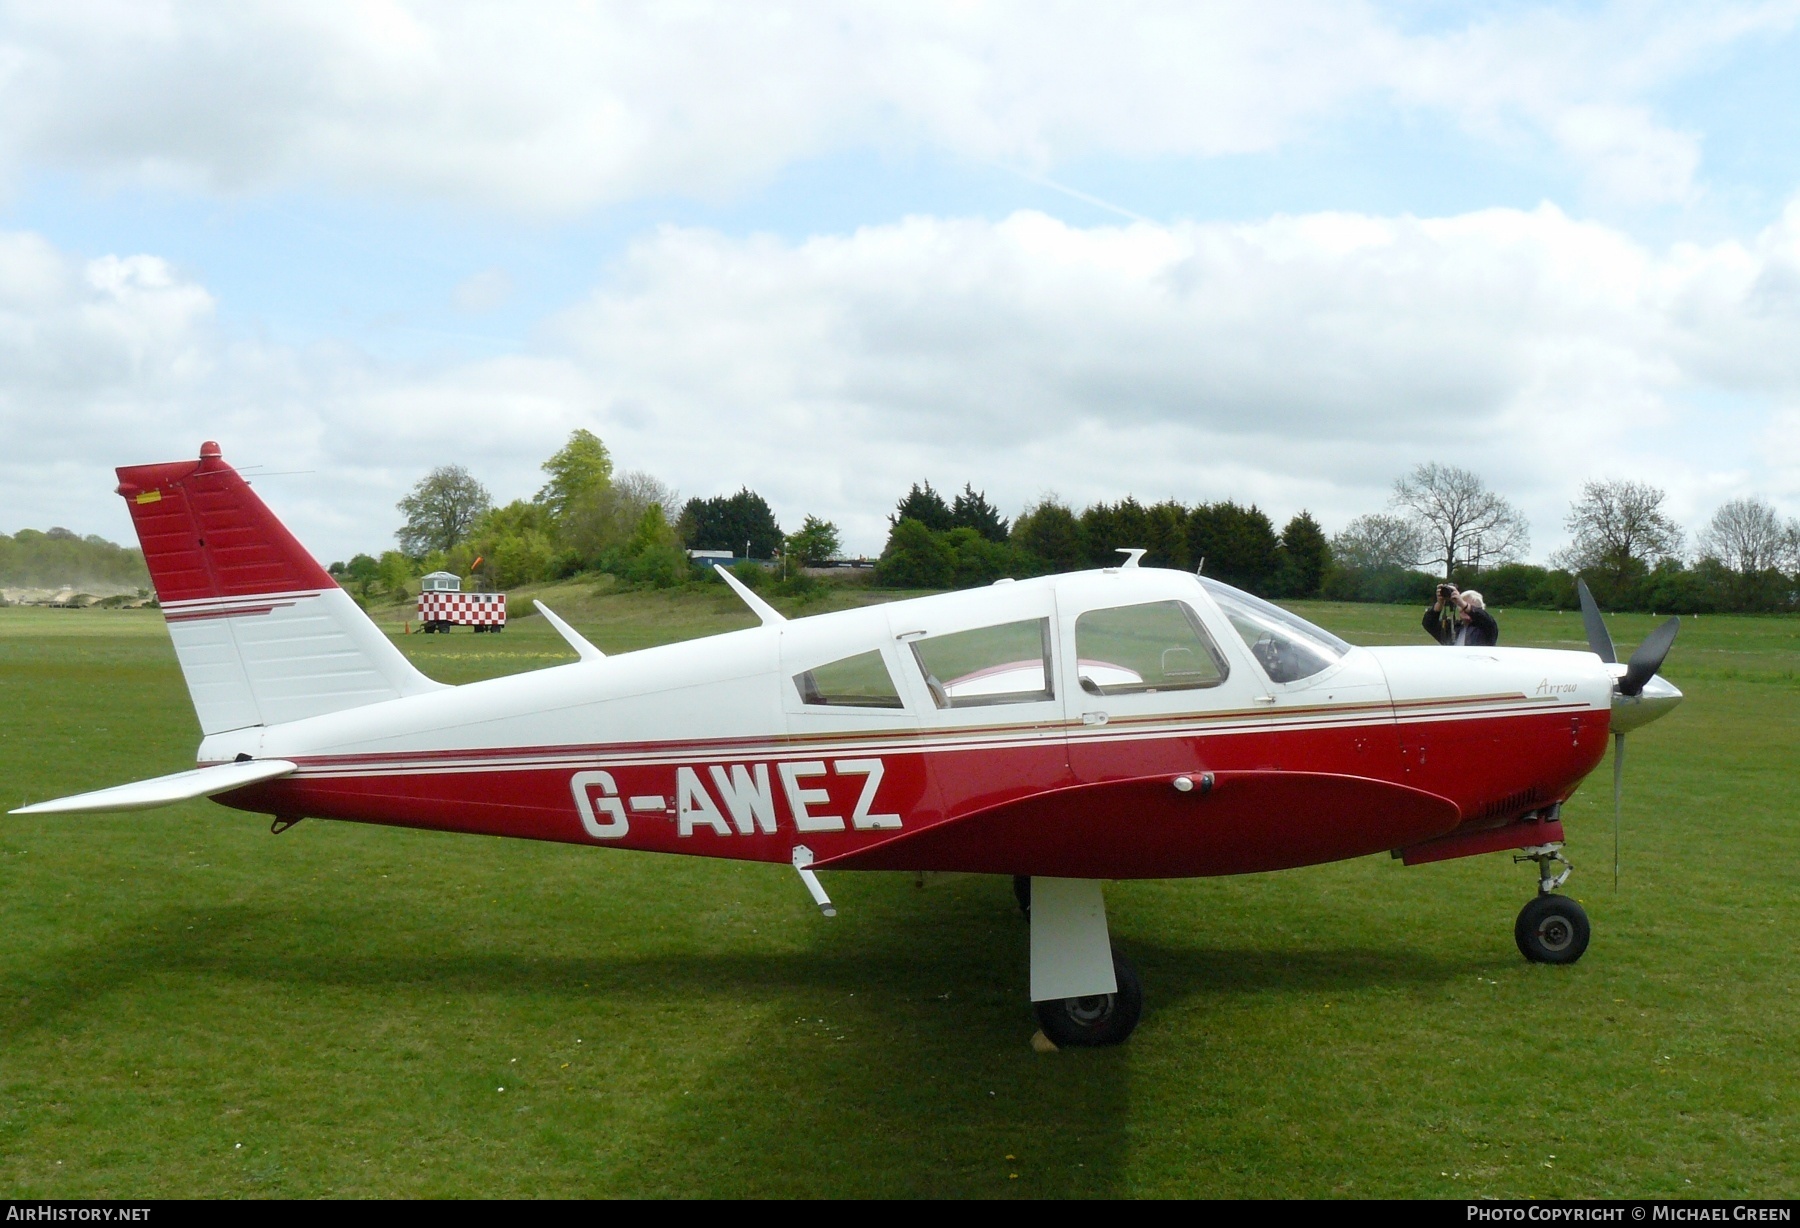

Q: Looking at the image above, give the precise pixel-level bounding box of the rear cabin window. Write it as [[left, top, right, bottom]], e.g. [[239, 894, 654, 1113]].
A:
[[794, 649, 905, 709], [1074, 600, 1228, 695], [910, 618, 1054, 709]]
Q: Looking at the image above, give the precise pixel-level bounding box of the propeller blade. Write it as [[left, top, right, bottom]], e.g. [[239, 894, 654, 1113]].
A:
[[1620, 616, 1681, 697], [1577, 578, 1616, 664], [1612, 731, 1625, 889]]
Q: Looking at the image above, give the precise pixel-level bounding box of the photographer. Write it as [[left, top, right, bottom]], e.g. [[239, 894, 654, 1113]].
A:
[[1424, 583, 1499, 647]]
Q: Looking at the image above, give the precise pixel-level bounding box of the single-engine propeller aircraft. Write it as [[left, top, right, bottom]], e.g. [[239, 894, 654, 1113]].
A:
[[13, 444, 1685, 1047]]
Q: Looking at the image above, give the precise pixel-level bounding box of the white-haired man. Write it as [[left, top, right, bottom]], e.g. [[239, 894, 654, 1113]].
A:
[[1424, 583, 1499, 646]]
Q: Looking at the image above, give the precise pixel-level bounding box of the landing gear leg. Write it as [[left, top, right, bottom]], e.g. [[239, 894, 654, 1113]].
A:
[[1028, 877, 1141, 1046], [1512, 843, 1590, 964]]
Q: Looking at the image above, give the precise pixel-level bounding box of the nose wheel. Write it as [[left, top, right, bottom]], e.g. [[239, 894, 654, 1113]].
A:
[[1512, 843, 1590, 964], [1515, 894, 1590, 963]]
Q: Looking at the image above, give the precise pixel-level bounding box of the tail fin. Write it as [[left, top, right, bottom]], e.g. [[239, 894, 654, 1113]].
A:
[[116, 441, 444, 735]]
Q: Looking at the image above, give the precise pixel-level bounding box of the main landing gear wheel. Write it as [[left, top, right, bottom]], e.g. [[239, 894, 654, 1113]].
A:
[[1033, 947, 1142, 1047], [1515, 894, 1590, 965]]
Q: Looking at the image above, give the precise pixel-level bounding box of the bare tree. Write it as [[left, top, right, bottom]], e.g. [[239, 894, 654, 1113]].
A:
[[1330, 513, 1424, 572], [1558, 479, 1684, 577], [1391, 463, 1529, 578], [396, 465, 492, 556], [613, 470, 681, 521], [1697, 497, 1787, 574], [559, 469, 682, 559]]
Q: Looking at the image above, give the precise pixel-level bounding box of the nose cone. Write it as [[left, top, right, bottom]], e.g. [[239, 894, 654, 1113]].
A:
[[1612, 671, 1683, 735]]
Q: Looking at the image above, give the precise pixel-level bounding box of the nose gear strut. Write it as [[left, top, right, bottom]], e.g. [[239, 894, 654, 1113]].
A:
[[1510, 842, 1590, 964], [1515, 842, 1571, 894]]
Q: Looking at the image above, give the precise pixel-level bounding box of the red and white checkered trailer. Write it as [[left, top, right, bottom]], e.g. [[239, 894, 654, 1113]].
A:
[[417, 590, 506, 633]]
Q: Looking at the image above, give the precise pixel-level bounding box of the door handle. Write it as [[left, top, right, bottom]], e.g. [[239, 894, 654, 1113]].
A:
[[1082, 711, 1109, 726]]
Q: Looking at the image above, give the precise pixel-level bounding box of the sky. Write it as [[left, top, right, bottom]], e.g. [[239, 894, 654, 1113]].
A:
[[2, 1, 1799, 563]]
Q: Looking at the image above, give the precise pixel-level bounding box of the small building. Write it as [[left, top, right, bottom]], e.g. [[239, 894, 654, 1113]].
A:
[[686, 550, 738, 570], [417, 572, 506, 633]]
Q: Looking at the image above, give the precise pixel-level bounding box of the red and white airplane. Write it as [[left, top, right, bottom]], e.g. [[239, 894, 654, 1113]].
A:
[[14, 443, 1683, 1047]]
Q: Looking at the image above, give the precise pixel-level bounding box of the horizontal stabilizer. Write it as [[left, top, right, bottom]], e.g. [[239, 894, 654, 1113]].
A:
[[10, 759, 298, 815]]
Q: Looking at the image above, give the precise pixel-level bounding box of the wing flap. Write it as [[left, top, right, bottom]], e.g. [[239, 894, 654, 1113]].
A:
[[10, 760, 298, 815]]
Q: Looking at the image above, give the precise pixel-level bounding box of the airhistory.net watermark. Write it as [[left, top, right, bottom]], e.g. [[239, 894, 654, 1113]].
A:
[[5, 1209, 150, 1222]]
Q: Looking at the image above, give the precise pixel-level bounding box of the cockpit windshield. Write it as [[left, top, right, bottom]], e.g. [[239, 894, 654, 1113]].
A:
[[1197, 577, 1353, 684]]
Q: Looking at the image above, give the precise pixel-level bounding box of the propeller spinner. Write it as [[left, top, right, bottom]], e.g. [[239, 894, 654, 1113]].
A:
[[1576, 579, 1684, 885]]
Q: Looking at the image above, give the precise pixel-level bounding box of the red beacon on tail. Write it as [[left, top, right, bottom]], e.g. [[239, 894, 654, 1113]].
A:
[[13, 443, 1683, 1047]]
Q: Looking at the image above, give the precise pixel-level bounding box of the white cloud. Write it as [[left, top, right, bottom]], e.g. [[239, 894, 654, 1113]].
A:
[[546, 207, 1696, 552], [1547, 105, 1701, 206], [452, 267, 513, 313], [1, 1, 1789, 212], [1391, 2, 1795, 204], [7, 200, 1800, 561], [0, 230, 583, 554]]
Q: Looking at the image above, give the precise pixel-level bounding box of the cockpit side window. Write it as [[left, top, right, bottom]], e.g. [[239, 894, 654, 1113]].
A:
[[793, 649, 905, 709], [1074, 601, 1228, 695], [1198, 577, 1350, 684], [909, 618, 1054, 709]]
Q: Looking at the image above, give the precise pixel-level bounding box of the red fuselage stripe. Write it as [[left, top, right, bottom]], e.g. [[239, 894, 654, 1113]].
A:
[[216, 706, 1610, 879]]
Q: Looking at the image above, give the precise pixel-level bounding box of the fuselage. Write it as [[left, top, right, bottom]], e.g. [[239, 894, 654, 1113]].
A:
[[211, 568, 1616, 879]]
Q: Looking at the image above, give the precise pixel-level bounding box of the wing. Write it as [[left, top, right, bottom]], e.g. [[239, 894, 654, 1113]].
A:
[[820, 770, 1461, 878]]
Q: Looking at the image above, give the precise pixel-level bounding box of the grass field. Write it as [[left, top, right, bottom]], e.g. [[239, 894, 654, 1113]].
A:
[[1, 583, 1795, 1198]]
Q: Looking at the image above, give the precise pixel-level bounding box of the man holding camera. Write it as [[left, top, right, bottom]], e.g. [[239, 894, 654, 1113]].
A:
[[1424, 583, 1499, 646]]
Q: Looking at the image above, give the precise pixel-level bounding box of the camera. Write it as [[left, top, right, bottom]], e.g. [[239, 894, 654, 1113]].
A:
[[1437, 583, 1456, 601]]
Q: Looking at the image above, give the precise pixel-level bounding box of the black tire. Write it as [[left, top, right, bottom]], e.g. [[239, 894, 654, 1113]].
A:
[[1033, 948, 1143, 1047], [1515, 894, 1590, 964], [1012, 875, 1031, 918]]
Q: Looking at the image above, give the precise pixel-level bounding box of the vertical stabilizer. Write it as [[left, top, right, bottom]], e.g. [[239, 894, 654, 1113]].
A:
[[116, 442, 444, 735]]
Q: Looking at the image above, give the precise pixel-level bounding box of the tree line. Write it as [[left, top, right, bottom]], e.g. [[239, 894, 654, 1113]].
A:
[[872, 481, 1331, 596], [345, 430, 845, 604], [873, 465, 1800, 614], [360, 436, 1800, 616], [1329, 471, 1800, 614], [0, 527, 149, 594]]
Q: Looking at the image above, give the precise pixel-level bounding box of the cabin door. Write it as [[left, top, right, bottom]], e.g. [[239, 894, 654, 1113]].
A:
[[1058, 593, 1256, 786]]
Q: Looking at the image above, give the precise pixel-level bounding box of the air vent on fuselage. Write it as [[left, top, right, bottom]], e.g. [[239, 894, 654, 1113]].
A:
[[1476, 786, 1543, 824]]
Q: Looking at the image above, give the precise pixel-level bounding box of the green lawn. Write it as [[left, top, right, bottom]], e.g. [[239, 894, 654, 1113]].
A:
[[0, 589, 1794, 1197]]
